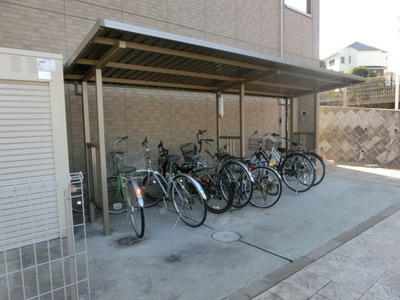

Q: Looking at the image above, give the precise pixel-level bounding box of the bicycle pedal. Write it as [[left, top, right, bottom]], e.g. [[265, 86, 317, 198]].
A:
[[159, 207, 167, 214]]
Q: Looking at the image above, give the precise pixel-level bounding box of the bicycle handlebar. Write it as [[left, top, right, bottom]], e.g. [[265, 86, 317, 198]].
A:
[[113, 136, 128, 151]]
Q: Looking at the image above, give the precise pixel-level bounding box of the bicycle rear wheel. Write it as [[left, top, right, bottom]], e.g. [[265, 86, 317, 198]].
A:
[[172, 174, 207, 227], [280, 153, 315, 193], [250, 166, 282, 208], [197, 171, 233, 214], [221, 161, 253, 208], [127, 180, 145, 238]]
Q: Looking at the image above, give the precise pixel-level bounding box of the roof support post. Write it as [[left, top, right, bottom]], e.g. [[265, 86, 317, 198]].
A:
[[216, 93, 221, 151], [82, 82, 96, 223], [95, 68, 110, 236], [395, 71, 399, 110], [289, 97, 294, 142], [239, 84, 245, 158], [314, 92, 320, 151]]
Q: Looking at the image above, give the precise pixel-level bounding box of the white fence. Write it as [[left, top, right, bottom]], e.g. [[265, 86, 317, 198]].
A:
[[0, 172, 90, 300]]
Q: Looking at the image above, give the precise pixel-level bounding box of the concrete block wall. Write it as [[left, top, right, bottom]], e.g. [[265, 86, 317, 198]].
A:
[[1, 0, 320, 172], [319, 106, 400, 169]]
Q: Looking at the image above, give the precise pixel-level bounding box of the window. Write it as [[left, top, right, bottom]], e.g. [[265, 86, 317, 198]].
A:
[[285, 0, 310, 15], [349, 56, 352, 63], [329, 59, 335, 67], [340, 57, 345, 64]]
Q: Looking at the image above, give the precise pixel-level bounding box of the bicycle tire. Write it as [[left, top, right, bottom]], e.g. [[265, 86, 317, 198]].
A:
[[197, 171, 233, 214], [280, 153, 315, 193], [171, 174, 207, 227], [250, 166, 282, 208], [127, 179, 145, 238], [307, 152, 326, 186], [137, 170, 167, 208], [221, 161, 253, 208]]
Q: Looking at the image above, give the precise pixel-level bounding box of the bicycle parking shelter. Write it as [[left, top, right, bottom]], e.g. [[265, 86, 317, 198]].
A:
[[64, 19, 364, 235]]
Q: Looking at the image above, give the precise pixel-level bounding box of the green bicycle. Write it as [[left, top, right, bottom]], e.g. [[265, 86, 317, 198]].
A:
[[107, 136, 145, 238]]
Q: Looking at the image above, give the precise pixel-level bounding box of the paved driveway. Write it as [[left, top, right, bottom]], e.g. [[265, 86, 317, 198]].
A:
[[85, 163, 400, 300]]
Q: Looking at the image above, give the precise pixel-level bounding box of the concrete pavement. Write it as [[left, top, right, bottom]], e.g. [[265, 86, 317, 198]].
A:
[[83, 162, 400, 299]]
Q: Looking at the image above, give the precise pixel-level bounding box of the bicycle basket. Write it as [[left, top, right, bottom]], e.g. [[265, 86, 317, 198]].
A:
[[265, 138, 281, 151], [180, 142, 197, 162], [124, 147, 147, 170]]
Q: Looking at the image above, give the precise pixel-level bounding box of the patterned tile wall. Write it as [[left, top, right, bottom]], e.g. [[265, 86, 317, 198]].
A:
[[319, 107, 400, 169]]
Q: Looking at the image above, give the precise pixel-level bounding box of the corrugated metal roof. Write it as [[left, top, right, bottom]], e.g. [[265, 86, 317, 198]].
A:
[[64, 19, 365, 98]]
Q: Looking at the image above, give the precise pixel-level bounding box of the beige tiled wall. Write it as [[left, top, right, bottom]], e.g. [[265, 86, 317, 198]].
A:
[[1, 0, 320, 172], [319, 107, 400, 168]]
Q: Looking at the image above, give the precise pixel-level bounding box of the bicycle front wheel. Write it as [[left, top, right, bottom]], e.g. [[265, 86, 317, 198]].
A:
[[280, 153, 315, 193], [250, 166, 282, 208], [221, 161, 253, 208], [307, 152, 325, 186], [172, 174, 207, 227], [127, 180, 145, 238], [197, 171, 233, 214]]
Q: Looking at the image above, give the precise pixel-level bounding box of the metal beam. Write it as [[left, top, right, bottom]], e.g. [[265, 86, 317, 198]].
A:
[[252, 80, 313, 91], [81, 41, 126, 82], [106, 62, 242, 82], [92, 36, 275, 72], [279, 69, 345, 85], [72, 59, 243, 82], [101, 77, 218, 91], [215, 70, 279, 93]]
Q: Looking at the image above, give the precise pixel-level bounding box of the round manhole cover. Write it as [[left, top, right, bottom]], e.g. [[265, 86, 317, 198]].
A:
[[212, 231, 241, 243]]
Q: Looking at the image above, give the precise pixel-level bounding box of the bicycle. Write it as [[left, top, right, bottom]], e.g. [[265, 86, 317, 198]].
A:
[[162, 143, 233, 214], [107, 136, 145, 238], [282, 138, 326, 186], [248, 131, 315, 193], [134, 138, 208, 228], [181, 130, 254, 208], [244, 157, 283, 209]]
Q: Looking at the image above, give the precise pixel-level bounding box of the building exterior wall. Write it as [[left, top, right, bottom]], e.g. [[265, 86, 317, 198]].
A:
[[357, 51, 388, 69], [0, 0, 320, 172], [319, 106, 400, 169]]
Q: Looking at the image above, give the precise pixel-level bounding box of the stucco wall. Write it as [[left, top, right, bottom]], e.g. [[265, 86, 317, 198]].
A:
[[319, 106, 400, 168]]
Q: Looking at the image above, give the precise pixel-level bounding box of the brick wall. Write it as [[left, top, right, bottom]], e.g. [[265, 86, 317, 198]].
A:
[[1, 0, 320, 172], [319, 106, 400, 168]]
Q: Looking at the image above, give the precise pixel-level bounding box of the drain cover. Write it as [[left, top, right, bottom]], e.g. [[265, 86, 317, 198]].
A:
[[212, 231, 241, 243]]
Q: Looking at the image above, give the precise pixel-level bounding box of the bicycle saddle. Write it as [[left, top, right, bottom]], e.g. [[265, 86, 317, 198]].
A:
[[291, 142, 303, 147], [166, 154, 180, 163], [278, 147, 290, 154], [215, 152, 229, 160], [186, 154, 201, 161]]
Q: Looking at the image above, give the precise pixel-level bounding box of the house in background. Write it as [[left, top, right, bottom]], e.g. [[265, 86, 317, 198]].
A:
[[324, 42, 388, 76]]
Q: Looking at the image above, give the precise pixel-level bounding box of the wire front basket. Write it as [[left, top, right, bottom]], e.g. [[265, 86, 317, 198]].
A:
[[180, 142, 197, 162], [248, 136, 281, 151], [124, 147, 147, 170]]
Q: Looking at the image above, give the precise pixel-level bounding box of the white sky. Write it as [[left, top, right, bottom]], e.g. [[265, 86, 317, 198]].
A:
[[319, 0, 400, 71]]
